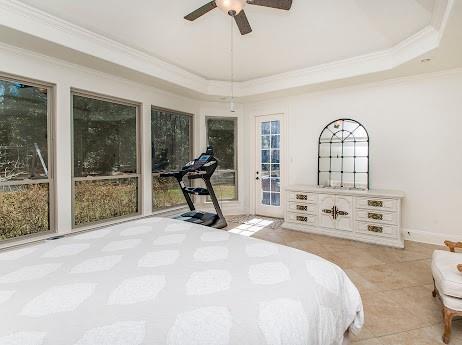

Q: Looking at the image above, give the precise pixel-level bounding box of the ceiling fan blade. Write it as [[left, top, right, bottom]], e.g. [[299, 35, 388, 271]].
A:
[[184, 1, 217, 21], [247, 0, 292, 10], [234, 10, 252, 35]]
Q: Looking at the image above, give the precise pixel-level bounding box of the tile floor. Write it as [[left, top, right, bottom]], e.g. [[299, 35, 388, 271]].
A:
[[226, 217, 462, 345]]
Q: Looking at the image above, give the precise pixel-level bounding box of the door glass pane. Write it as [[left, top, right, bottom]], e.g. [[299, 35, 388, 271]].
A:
[[271, 150, 280, 164], [0, 79, 51, 241], [73, 94, 138, 226], [271, 164, 280, 177], [261, 135, 270, 149], [271, 178, 280, 193], [271, 135, 280, 149], [261, 150, 270, 163], [261, 121, 271, 135], [271, 193, 280, 206], [259, 119, 281, 207], [271, 121, 280, 134]]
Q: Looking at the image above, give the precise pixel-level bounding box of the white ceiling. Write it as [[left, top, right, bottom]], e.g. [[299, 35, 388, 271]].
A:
[[18, 0, 436, 81]]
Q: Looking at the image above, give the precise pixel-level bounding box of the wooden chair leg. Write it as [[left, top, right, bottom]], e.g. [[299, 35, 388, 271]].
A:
[[442, 306, 454, 344]]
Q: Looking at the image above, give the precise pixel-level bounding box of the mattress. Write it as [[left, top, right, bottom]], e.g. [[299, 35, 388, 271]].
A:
[[0, 217, 363, 345]]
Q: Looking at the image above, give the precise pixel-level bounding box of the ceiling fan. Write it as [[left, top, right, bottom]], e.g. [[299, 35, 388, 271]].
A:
[[184, 0, 293, 35]]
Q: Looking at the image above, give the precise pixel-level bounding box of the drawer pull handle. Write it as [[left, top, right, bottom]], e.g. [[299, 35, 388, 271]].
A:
[[368, 225, 383, 233], [296, 205, 308, 211], [368, 200, 383, 208], [368, 212, 383, 221], [296, 194, 308, 200], [296, 216, 308, 222]]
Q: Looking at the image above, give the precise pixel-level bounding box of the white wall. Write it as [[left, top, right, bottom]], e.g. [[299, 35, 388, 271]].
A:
[[245, 69, 462, 244]]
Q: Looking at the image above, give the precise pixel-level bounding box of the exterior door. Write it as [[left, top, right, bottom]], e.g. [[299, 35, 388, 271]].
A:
[[255, 115, 283, 218]]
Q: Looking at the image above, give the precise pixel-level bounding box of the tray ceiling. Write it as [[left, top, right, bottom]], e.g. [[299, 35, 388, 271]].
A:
[[18, 0, 437, 81]]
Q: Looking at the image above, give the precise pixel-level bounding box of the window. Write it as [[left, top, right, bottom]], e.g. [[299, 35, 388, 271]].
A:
[[72, 92, 139, 227], [0, 77, 52, 241], [207, 117, 237, 201], [151, 107, 192, 210]]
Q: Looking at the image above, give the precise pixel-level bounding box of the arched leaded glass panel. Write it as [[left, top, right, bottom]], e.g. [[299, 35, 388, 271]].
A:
[[318, 119, 369, 189]]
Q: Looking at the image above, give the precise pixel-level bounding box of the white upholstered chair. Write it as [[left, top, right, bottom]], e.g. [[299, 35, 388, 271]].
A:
[[432, 241, 462, 344]]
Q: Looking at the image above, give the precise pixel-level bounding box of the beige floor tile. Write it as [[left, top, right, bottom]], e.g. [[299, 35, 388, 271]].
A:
[[361, 291, 428, 337], [381, 286, 442, 325]]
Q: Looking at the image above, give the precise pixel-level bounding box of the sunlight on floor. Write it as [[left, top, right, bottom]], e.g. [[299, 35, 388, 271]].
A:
[[228, 218, 274, 237]]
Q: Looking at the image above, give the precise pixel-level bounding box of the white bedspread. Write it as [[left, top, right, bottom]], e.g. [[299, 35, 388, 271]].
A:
[[0, 217, 363, 345]]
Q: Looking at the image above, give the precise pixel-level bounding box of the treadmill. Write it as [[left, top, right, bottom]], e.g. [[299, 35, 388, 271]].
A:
[[160, 147, 227, 229]]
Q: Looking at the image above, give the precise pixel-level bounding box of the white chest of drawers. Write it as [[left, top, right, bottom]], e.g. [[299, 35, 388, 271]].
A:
[[282, 185, 405, 248]]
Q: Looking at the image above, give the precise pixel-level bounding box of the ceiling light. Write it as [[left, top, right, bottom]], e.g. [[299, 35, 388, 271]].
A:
[[216, 0, 247, 16]]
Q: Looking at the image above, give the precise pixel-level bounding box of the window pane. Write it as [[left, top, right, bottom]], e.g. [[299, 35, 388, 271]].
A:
[[0, 183, 49, 240], [0, 79, 51, 241], [152, 109, 191, 172], [211, 170, 236, 201], [152, 108, 192, 210], [73, 95, 137, 177], [74, 178, 138, 226], [207, 118, 235, 170], [152, 176, 185, 210], [72, 94, 139, 227], [207, 118, 237, 201]]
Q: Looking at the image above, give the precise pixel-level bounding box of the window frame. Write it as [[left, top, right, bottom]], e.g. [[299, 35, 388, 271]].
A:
[[151, 106, 194, 211], [70, 89, 142, 229], [0, 73, 55, 243], [205, 116, 238, 202]]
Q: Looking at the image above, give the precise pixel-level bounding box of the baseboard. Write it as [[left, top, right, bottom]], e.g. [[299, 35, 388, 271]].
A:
[[402, 228, 459, 246]]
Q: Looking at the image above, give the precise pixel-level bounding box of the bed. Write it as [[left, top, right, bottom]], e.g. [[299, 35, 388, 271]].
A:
[[0, 217, 363, 345]]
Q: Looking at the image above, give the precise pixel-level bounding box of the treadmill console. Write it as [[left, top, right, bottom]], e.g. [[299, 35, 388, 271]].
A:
[[183, 153, 216, 173]]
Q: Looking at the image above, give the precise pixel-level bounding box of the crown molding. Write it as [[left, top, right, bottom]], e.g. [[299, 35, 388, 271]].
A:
[[0, 0, 454, 98]]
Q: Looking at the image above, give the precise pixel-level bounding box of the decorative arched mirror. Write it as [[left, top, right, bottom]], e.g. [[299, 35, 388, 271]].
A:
[[318, 119, 369, 189]]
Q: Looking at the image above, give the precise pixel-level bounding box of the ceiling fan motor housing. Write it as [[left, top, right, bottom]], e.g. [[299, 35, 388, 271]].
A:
[[215, 0, 247, 16]]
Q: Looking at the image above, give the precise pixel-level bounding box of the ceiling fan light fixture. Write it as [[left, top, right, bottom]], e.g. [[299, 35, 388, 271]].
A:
[[215, 0, 246, 16]]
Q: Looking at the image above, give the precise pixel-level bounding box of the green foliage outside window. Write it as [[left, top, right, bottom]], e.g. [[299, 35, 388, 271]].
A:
[[207, 118, 237, 201], [72, 94, 139, 226], [0, 79, 50, 241], [151, 108, 192, 210]]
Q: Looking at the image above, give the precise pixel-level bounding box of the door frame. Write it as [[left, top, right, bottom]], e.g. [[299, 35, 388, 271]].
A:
[[250, 112, 287, 218]]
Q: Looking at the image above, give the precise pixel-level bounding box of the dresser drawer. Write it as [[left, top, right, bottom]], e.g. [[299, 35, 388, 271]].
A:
[[356, 209, 398, 225], [286, 212, 316, 225], [356, 197, 397, 212], [356, 221, 399, 238], [288, 192, 317, 204], [287, 202, 317, 215]]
